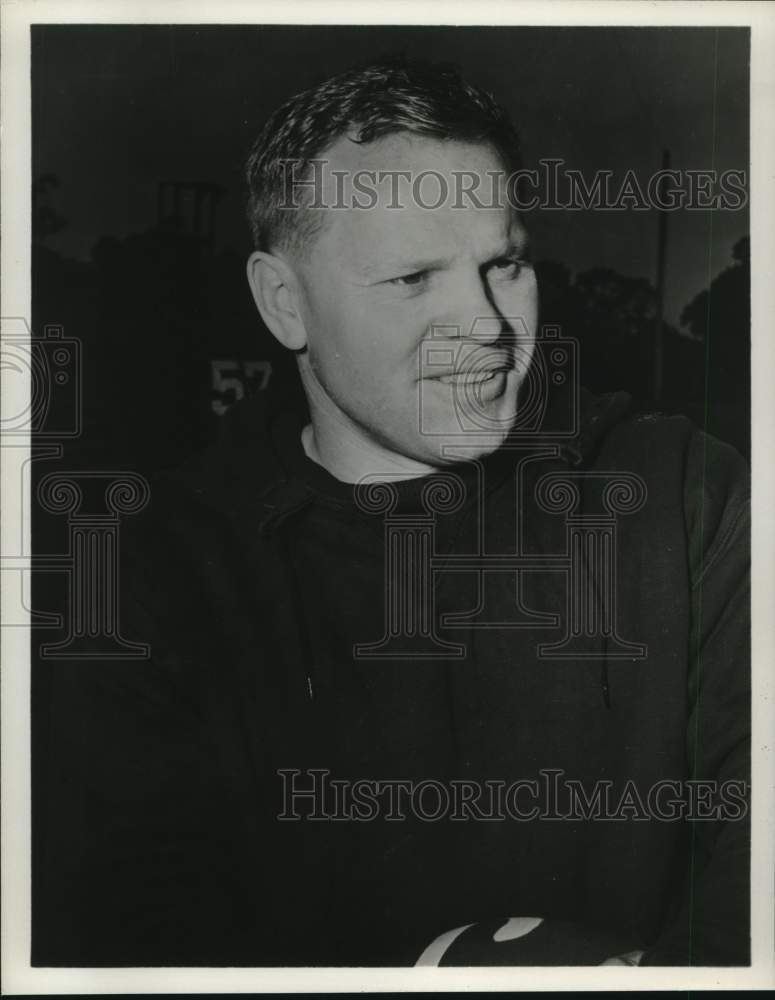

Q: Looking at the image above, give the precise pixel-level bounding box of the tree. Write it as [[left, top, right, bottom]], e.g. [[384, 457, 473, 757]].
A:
[[678, 236, 750, 456], [32, 174, 67, 242]]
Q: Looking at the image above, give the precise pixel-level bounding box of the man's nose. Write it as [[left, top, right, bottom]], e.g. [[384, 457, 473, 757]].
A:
[[436, 272, 506, 344]]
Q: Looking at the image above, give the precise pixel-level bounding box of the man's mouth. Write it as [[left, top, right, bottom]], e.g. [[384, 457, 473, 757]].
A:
[[428, 363, 512, 385], [435, 369, 507, 385]]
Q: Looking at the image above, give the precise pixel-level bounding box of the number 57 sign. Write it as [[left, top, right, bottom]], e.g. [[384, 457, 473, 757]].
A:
[[210, 359, 273, 416]]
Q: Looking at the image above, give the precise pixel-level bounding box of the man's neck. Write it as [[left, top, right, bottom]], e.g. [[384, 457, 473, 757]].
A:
[[300, 421, 435, 484], [297, 358, 439, 483]]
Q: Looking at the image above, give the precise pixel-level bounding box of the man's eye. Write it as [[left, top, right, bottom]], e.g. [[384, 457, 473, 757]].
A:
[[488, 258, 526, 280], [389, 271, 428, 287]]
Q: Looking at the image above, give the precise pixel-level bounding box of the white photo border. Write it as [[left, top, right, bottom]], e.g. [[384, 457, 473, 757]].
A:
[[2, 0, 773, 992]]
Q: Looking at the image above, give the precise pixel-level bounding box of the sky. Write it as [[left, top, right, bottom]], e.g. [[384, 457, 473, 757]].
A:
[[32, 24, 750, 327]]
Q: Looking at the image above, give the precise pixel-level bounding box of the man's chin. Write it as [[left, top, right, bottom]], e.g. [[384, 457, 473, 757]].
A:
[[395, 422, 511, 470], [430, 431, 510, 467], [419, 380, 519, 443], [414, 407, 516, 466]]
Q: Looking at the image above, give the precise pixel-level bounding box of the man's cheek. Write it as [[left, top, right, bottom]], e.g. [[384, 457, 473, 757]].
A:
[[499, 275, 538, 321], [503, 300, 538, 335]]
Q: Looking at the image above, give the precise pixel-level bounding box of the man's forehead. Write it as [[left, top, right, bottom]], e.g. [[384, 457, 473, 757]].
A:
[[348, 213, 527, 278], [309, 133, 523, 271]]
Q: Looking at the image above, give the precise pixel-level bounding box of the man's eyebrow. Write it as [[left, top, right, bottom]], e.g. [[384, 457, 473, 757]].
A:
[[354, 254, 453, 279]]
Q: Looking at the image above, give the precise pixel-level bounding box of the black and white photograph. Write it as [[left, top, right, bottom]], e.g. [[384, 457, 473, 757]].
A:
[[2, 0, 773, 992]]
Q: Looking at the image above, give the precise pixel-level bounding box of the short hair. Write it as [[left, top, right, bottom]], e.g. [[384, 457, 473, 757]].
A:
[[245, 56, 522, 256]]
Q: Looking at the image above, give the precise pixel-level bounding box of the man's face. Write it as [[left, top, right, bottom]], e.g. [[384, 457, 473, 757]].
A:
[[292, 132, 539, 475]]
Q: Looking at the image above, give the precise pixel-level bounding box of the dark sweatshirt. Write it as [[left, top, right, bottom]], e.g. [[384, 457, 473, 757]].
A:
[[33, 381, 750, 967]]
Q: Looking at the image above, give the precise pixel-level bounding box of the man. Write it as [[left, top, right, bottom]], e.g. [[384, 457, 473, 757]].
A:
[[35, 58, 749, 967]]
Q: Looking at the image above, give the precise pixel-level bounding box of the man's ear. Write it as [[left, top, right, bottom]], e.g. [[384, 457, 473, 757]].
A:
[[246, 250, 308, 351]]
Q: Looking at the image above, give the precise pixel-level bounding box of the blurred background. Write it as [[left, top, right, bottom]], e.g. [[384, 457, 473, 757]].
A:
[[31, 24, 750, 473]]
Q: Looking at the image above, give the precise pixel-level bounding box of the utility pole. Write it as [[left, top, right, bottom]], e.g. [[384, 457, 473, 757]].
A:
[[653, 149, 670, 403]]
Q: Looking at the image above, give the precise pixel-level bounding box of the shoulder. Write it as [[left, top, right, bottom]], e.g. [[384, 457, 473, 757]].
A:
[[592, 407, 749, 578], [593, 404, 748, 495], [682, 428, 749, 587], [116, 393, 292, 636]]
